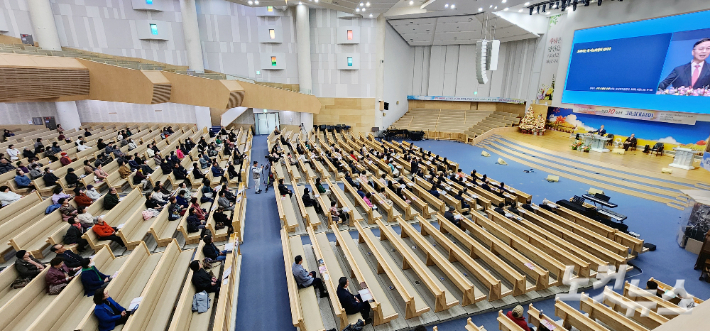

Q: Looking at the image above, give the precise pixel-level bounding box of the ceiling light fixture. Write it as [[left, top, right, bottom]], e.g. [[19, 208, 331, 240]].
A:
[[519, 8, 523, 12], [489, 5, 492, 8], [369, 13, 373, 17], [247, 0, 252, 4], [478, 7, 483, 11], [524, 1, 530, 5], [409, 0, 413, 4], [494, 6, 497, 9], [361, 8, 365, 11], [503, 7, 508, 11], [450, 4, 455, 9], [502, 0, 506, 2], [445, 3, 449, 8], [366, 1, 370, 6], [360, 2, 364, 6], [356, 8, 360, 12], [254, 0, 259, 3]]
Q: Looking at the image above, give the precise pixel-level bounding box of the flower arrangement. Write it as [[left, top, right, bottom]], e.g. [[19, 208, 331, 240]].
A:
[[582, 145, 591, 153], [656, 86, 710, 96], [571, 141, 583, 150]]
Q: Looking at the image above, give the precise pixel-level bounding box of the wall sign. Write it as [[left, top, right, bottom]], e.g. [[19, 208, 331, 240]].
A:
[[407, 95, 525, 104], [572, 104, 697, 125]]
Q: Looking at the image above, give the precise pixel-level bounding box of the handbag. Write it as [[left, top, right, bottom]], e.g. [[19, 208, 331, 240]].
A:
[[11, 277, 31, 289]]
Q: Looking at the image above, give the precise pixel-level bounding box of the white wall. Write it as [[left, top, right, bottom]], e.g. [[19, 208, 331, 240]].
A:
[[553, 0, 710, 108], [408, 38, 542, 100], [0, 102, 57, 125], [310, 8, 377, 98], [382, 22, 413, 129], [75, 100, 197, 123]]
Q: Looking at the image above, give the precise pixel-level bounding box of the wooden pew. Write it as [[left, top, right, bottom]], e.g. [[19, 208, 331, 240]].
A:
[[205, 195, 230, 243], [331, 224, 399, 325], [0, 191, 41, 227], [371, 176, 414, 221], [465, 317, 487, 331], [9, 200, 79, 258], [306, 177, 333, 225], [498, 310, 525, 331], [579, 293, 649, 331], [555, 299, 608, 331], [518, 207, 606, 276], [176, 190, 208, 244], [326, 178, 364, 225], [0, 198, 53, 262], [121, 240, 195, 331], [211, 234, 242, 331], [308, 227, 363, 329], [83, 188, 145, 250], [295, 183, 320, 228], [527, 303, 565, 331], [376, 218, 459, 312], [117, 199, 159, 250], [460, 215, 547, 291], [602, 287, 669, 329], [149, 200, 182, 246], [23, 246, 125, 331], [437, 213, 527, 296], [74, 242, 163, 331], [400, 216, 483, 305], [0, 265, 21, 307], [231, 184, 248, 242], [341, 176, 379, 222], [400, 176, 445, 213], [358, 176, 399, 222], [482, 209, 566, 286], [274, 182, 299, 233], [423, 215, 503, 301], [1, 246, 124, 331], [648, 277, 705, 305], [280, 229, 326, 331]]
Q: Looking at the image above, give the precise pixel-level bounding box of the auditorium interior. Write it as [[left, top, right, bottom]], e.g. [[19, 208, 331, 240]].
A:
[[2, 0, 710, 330]]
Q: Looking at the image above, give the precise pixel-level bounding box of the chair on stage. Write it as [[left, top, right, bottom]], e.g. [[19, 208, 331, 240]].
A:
[[628, 139, 637, 151], [606, 134, 615, 147], [650, 142, 664, 156]]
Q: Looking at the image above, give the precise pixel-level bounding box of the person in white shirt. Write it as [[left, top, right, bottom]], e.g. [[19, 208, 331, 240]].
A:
[[0, 185, 22, 206], [6, 145, 19, 161], [77, 141, 91, 152], [85, 185, 102, 201]]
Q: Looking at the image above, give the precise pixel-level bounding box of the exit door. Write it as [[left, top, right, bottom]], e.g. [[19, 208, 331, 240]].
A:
[[254, 112, 279, 135]]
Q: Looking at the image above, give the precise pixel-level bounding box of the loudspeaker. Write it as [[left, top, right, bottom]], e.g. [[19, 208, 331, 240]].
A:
[[546, 175, 559, 182], [384, 102, 389, 110], [486, 40, 500, 71], [476, 40, 488, 84]]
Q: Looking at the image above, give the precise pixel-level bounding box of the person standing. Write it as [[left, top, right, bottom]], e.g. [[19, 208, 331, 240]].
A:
[[252, 161, 262, 194]]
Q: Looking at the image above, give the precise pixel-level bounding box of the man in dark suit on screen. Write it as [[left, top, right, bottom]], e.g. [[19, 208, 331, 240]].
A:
[[658, 38, 710, 90]]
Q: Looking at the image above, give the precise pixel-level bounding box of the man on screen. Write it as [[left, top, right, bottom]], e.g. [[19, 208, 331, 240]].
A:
[[590, 125, 606, 136], [658, 38, 710, 90]]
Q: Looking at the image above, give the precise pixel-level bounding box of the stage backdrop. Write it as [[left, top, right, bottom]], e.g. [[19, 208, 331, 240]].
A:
[[549, 107, 710, 151]]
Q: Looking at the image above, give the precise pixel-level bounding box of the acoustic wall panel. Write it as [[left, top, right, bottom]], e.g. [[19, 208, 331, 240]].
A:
[[411, 46, 424, 95], [442, 45, 459, 96], [455, 45, 476, 96], [427, 46, 446, 96]]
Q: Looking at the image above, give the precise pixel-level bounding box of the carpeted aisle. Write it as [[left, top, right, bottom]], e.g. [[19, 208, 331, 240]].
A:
[[235, 135, 296, 331]]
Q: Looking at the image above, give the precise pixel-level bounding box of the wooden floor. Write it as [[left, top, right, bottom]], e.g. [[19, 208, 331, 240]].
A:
[[498, 131, 710, 185]]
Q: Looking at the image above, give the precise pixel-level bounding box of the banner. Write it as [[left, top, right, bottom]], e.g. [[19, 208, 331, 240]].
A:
[[701, 152, 710, 172], [408, 95, 525, 104], [572, 104, 697, 125]]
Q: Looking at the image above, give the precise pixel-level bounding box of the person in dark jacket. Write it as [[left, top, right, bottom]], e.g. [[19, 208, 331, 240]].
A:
[[80, 258, 111, 296], [277, 179, 292, 197], [202, 235, 228, 261], [191, 163, 205, 180], [50, 244, 84, 270], [190, 260, 221, 295], [14, 250, 46, 279], [63, 218, 89, 251], [103, 188, 120, 210], [443, 206, 460, 228], [336, 277, 372, 324], [93, 288, 130, 331], [43, 168, 59, 187], [173, 162, 188, 180], [301, 187, 322, 213], [186, 208, 205, 233]]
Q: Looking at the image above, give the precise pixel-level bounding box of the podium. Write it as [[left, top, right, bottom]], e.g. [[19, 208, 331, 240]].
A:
[[669, 147, 695, 170], [582, 134, 611, 153]]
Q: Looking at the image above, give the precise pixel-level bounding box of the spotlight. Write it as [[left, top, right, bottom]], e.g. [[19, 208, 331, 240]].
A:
[[356, 7, 360, 12], [409, 1, 413, 4], [529, 6, 534, 15]]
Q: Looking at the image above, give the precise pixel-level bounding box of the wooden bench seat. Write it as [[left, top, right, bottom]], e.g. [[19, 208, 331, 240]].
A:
[[0, 198, 53, 262], [602, 287, 668, 329], [359, 177, 398, 222], [527, 303, 565, 331], [308, 227, 364, 329], [83, 188, 145, 250], [205, 197, 231, 242], [648, 277, 704, 305], [376, 218, 459, 312], [150, 200, 182, 246], [117, 201, 158, 250], [307, 177, 333, 225], [401, 176, 445, 214], [0, 192, 42, 227], [331, 224, 399, 325], [555, 299, 608, 331], [276, 186, 299, 232], [75, 242, 164, 331], [10, 201, 79, 258], [460, 216, 546, 292], [167, 241, 218, 331], [23, 246, 127, 331], [372, 178, 414, 221], [498, 310, 525, 331], [295, 185, 321, 228], [341, 178, 379, 222], [553, 204, 645, 254], [121, 240, 194, 331], [280, 229, 326, 331], [579, 293, 649, 331], [176, 190, 206, 244], [327, 178, 364, 225], [425, 216, 504, 301], [623, 282, 682, 317]]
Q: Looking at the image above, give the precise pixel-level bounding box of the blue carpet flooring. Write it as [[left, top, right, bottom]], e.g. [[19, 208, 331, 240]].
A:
[[235, 136, 710, 331]]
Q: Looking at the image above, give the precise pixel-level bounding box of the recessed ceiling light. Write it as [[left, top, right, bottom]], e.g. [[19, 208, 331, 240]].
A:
[[299, 1, 302, 3], [356, 8, 360, 11], [504, 7, 508, 10], [360, 2, 364, 6], [254, 0, 258, 3], [450, 4, 455, 9], [518, 8, 523, 12], [494, 6, 497, 9], [366, 1, 370, 6], [524, 1, 530, 5], [478, 7, 483, 11], [369, 13, 373, 17], [247, 0, 252, 4], [489, 5, 492, 7], [314, 0, 318, 2], [409, 0, 413, 4], [502, 0, 506, 2], [445, 3, 449, 8], [362, 8, 365, 11]]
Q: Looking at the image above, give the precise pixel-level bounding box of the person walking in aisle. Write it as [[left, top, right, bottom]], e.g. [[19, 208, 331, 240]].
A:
[[252, 161, 263, 194]]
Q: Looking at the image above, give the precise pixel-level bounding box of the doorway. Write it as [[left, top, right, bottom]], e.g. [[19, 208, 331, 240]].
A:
[[254, 112, 279, 135]]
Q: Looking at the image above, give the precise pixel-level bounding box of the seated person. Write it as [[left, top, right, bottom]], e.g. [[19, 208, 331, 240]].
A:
[[43, 168, 60, 187], [356, 184, 366, 198], [624, 134, 637, 151], [103, 188, 120, 210], [190, 260, 221, 295], [14, 170, 35, 190], [211, 162, 224, 177], [277, 179, 293, 197], [86, 185, 102, 201], [80, 258, 112, 296], [330, 201, 349, 227], [173, 162, 188, 180], [213, 207, 230, 230], [186, 208, 206, 233], [118, 162, 131, 179], [505, 305, 532, 331], [0, 185, 22, 207], [74, 187, 94, 208], [302, 187, 322, 213], [93, 288, 131, 330], [443, 206, 460, 228], [336, 277, 372, 324], [291, 255, 328, 298], [64, 218, 89, 251], [455, 188, 471, 211], [218, 191, 235, 211], [50, 243, 83, 270], [203, 235, 229, 261], [46, 257, 75, 295], [92, 215, 125, 247], [647, 280, 663, 298], [14, 250, 45, 280], [59, 198, 78, 222]]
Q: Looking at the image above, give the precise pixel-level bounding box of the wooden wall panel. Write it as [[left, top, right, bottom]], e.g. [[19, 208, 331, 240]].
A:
[[0, 53, 89, 102], [239, 81, 320, 114], [77, 59, 165, 104], [314, 98, 376, 133]]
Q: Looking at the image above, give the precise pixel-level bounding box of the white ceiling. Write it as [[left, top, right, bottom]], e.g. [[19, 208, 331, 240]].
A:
[[388, 13, 540, 46], [226, 0, 401, 17]]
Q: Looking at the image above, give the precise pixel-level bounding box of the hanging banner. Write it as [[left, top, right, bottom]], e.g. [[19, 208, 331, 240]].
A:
[[408, 95, 525, 104], [572, 104, 697, 125]]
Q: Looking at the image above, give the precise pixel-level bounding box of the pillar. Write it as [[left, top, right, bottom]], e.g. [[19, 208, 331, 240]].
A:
[[374, 14, 386, 130], [295, 4, 313, 95], [179, 0, 205, 73], [300, 112, 313, 132], [26, 0, 62, 50], [55, 101, 82, 131], [195, 106, 211, 130]]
